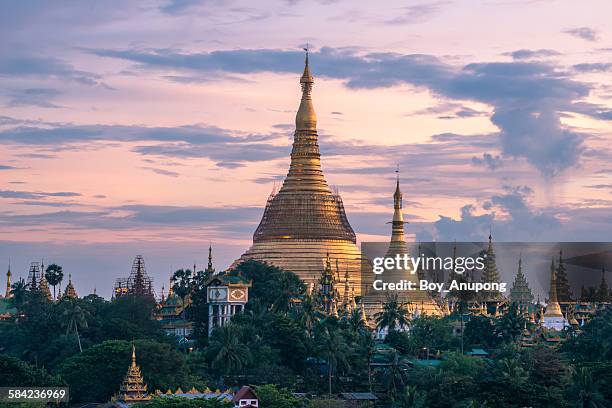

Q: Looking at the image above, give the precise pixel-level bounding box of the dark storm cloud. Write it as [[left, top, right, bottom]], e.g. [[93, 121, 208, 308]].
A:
[[503, 49, 561, 60], [89, 46, 600, 176], [563, 27, 599, 42]]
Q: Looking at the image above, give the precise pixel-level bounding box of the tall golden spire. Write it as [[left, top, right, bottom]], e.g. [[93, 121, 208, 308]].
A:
[[5, 261, 12, 299], [545, 258, 563, 317], [296, 48, 316, 131], [386, 168, 408, 256], [252, 50, 356, 240], [206, 244, 215, 274]]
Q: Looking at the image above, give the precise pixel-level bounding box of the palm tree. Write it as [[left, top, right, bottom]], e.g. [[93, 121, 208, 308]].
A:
[[574, 367, 606, 408], [382, 350, 405, 399], [10, 278, 29, 310], [375, 294, 409, 332], [297, 295, 320, 337], [358, 331, 376, 393], [393, 385, 427, 408], [346, 307, 367, 335], [495, 303, 526, 342], [498, 358, 527, 388], [208, 325, 251, 374], [61, 300, 88, 352], [317, 325, 350, 396], [44, 263, 63, 300]]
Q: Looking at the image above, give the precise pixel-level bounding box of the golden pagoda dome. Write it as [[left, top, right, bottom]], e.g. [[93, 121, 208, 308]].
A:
[[235, 50, 363, 295]]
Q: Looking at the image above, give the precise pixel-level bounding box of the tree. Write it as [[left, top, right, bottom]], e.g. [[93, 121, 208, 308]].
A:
[[207, 324, 251, 374], [495, 303, 526, 343], [316, 324, 350, 396], [571, 367, 606, 408], [172, 268, 194, 306], [57, 339, 190, 402], [230, 260, 305, 312], [358, 331, 376, 392], [44, 263, 63, 300], [254, 384, 301, 408], [0, 354, 62, 387], [141, 397, 232, 408], [464, 315, 498, 348], [408, 316, 454, 355], [60, 299, 89, 352], [375, 294, 409, 332], [10, 278, 29, 310], [393, 385, 427, 408]]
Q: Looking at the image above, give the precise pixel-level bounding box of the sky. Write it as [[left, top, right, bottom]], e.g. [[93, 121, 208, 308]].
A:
[[0, 0, 611, 298]]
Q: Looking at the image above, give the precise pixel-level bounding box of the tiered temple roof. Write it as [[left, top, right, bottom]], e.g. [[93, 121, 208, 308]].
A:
[[509, 256, 534, 309], [480, 235, 503, 302], [63, 274, 78, 299], [116, 345, 151, 403], [555, 250, 572, 302]]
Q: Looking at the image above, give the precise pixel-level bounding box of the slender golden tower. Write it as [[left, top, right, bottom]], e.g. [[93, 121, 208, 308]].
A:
[[363, 174, 441, 315], [236, 51, 363, 294], [5, 262, 12, 299]]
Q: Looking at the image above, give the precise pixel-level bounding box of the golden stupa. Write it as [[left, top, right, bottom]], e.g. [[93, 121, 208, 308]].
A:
[[362, 175, 442, 316], [235, 52, 363, 295]]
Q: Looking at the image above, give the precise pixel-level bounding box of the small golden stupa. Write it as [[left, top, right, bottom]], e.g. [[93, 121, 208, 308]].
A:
[[63, 274, 78, 299], [116, 345, 151, 403]]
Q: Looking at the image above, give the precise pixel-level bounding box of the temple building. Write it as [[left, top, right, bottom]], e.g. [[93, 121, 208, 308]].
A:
[[555, 250, 572, 302], [113, 345, 152, 404], [363, 175, 442, 316], [63, 274, 78, 299], [156, 275, 193, 339], [543, 258, 568, 331], [480, 235, 504, 304], [234, 52, 363, 296], [314, 254, 341, 316], [113, 255, 155, 299], [509, 256, 534, 310], [206, 274, 251, 336]]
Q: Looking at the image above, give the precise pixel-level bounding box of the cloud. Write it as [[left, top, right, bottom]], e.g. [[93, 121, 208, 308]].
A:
[[141, 167, 180, 177], [6, 88, 63, 108], [0, 164, 18, 170], [434, 185, 562, 241], [471, 153, 503, 170], [89, 46, 598, 176], [0, 190, 81, 199], [572, 63, 612, 73], [0, 55, 103, 86], [563, 27, 599, 42], [503, 49, 561, 60], [384, 1, 450, 25]]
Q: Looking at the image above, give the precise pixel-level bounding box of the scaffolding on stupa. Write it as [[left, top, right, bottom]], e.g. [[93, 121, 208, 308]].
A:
[[113, 255, 155, 299], [26, 262, 43, 290]]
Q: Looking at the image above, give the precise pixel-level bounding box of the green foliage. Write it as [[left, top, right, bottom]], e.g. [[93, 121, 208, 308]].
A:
[[408, 316, 455, 354], [374, 294, 409, 332], [140, 396, 232, 408], [308, 399, 344, 408], [44, 263, 63, 300], [463, 315, 499, 348], [254, 384, 302, 408], [56, 339, 190, 402], [229, 260, 305, 313], [0, 354, 63, 387]]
